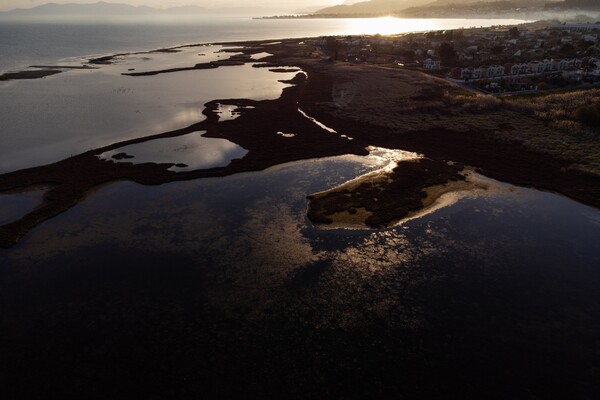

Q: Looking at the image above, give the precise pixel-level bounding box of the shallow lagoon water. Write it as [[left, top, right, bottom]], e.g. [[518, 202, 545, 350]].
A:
[[1, 151, 599, 396], [4, 152, 599, 269], [1, 23, 599, 397], [0, 186, 46, 225], [0, 47, 297, 173], [1, 115, 599, 400], [99, 131, 248, 171]]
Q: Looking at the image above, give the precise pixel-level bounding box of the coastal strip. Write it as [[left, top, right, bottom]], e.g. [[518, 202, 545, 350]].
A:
[[1, 37, 600, 247]]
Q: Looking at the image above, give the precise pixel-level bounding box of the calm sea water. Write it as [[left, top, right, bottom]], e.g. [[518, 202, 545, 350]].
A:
[[0, 17, 528, 72]]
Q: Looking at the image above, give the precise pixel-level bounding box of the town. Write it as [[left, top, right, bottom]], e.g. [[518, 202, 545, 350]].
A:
[[312, 21, 600, 94]]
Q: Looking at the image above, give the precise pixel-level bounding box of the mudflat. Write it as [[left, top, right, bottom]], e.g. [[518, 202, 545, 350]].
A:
[[1, 38, 599, 247]]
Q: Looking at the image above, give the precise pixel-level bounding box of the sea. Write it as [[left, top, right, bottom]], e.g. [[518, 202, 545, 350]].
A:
[[1, 17, 599, 399], [0, 17, 528, 73]]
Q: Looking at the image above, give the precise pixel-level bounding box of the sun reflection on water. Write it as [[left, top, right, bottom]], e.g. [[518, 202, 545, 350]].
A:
[[366, 146, 421, 172], [340, 17, 530, 36], [343, 17, 425, 36], [97, 131, 248, 171]]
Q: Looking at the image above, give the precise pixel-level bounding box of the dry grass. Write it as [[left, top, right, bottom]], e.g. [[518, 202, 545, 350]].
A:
[[508, 89, 600, 134], [443, 92, 502, 112], [499, 90, 600, 176], [327, 67, 506, 132], [313, 61, 600, 176]]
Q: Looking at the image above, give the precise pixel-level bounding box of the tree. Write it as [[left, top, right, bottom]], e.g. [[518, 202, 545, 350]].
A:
[[442, 30, 453, 41], [574, 101, 600, 127], [491, 45, 504, 55], [439, 42, 456, 65], [325, 37, 340, 60], [560, 43, 576, 57], [578, 38, 594, 51], [401, 50, 415, 59]]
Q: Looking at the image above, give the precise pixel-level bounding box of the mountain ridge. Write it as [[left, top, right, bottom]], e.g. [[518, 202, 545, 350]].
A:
[[0, 1, 278, 18], [314, 0, 566, 15]]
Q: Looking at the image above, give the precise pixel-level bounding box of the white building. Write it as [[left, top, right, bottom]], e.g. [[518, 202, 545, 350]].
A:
[[423, 58, 441, 70], [511, 63, 529, 75], [563, 69, 582, 81], [541, 59, 554, 72], [472, 66, 486, 79], [549, 23, 600, 32], [528, 61, 542, 74], [487, 65, 505, 77]]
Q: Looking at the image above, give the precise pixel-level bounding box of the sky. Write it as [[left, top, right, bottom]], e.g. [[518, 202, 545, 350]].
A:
[[0, 0, 346, 12]]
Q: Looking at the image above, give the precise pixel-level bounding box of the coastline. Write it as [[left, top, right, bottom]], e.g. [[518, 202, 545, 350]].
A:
[[1, 36, 600, 247], [1, 28, 600, 400]]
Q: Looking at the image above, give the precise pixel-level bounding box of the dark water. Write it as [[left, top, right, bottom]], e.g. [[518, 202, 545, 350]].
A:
[[0, 186, 46, 225], [98, 132, 248, 171], [1, 155, 599, 399], [0, 18, 598, 399]]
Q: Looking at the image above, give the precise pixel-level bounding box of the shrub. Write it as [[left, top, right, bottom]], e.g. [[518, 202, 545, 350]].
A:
[[573, 101, 600, 126]]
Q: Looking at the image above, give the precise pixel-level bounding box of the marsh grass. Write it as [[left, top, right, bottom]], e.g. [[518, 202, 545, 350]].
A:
[[501, 89, 600, 176], [323, 64, 600, 176], [508, 89, 600, 134], [442, 92, 503, 114]]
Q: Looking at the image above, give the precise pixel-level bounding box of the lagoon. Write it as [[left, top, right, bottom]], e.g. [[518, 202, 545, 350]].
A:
[[0, 17, 598, 400]]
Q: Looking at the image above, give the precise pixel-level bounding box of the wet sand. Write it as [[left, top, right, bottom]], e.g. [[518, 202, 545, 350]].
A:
[[307, 158, 465, 227], [1, 38, 600, 247]]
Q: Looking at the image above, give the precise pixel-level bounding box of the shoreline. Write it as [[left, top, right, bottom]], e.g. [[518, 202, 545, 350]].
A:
[[307, 157, 466, 228], [1, 37, 600, 247]]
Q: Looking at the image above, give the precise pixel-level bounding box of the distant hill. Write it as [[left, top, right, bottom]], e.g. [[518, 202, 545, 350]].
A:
[[314, 0, 566, 15], [398, 0, 600, 18], [3, 2, 167, 16], [0, 1, 278, 19], [548, 0, 600, 9], [315, 0, 434, 15]]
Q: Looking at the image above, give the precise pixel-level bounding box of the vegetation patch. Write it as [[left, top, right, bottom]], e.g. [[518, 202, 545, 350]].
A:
[[574, 100, 600, 127], [503, 89, 600, 175]]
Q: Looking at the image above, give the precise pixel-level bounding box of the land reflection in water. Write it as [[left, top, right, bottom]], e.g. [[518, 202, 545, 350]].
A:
[[0, 45, 297, 174], [0, 186, 48, 225], [1, 37, 599, 399], [2, 153, 599, 397], [98, 131, 248, 172]]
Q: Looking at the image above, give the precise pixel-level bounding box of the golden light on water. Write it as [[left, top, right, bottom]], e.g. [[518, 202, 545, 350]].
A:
[[339, 17, 530, 36], [343, 17, 425, 36], [366, 146, 421, 172]]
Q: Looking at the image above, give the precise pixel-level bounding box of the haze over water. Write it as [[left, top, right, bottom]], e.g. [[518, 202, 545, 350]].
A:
[[0, 17, 528, 73], [1, 13, 599, 400]]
